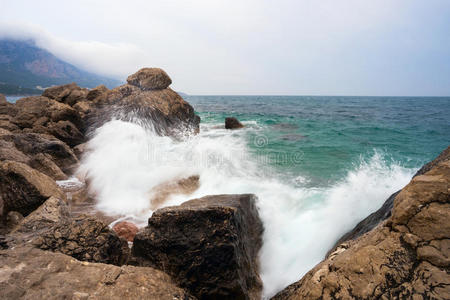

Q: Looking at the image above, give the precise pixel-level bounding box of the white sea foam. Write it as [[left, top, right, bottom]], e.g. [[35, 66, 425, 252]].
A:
[[79, 119, 414, 298]]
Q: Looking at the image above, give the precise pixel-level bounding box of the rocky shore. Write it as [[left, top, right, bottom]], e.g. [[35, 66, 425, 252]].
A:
[[0, 68, 449, 299]]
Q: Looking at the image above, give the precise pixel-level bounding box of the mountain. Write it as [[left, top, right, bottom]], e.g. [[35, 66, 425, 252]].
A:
[[0, 39, 121, 95]]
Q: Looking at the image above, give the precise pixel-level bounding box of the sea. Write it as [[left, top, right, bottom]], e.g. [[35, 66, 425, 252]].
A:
[[9, 95, 450, 297]]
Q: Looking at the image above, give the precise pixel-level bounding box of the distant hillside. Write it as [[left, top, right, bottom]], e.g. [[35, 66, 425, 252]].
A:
[[0, 39, 121, 94]]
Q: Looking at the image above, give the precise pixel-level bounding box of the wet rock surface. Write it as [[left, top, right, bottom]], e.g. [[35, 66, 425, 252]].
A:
[[272, 146, 450, 300], [132, 194, 264, 300], [112, 221, 139, 242], [225, 117, 244, 129]]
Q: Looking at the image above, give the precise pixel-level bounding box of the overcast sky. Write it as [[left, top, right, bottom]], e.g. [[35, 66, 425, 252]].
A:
[[0, 0, 449, 96]]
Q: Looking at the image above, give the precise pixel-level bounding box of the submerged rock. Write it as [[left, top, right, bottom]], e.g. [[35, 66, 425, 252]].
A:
[[225, 117, 244, 129], [0, 246, 195, 299], [132, 194, 264, 300], [127, 67, 172, 90], [272, 146, 450, 300]]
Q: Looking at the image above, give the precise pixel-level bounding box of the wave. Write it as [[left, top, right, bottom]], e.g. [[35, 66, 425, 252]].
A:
[[78, 119, 414, 298]]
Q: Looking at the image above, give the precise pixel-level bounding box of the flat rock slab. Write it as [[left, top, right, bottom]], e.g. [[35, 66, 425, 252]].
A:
[[132, 194, 264, 300], [0, 246, 194, 300]]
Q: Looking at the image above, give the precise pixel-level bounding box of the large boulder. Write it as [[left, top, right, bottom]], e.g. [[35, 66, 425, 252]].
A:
[[0, 160, 64, 219], [33, 214, 129, 266], [88, 85, 200, 136], [132, 194, 264, 300], [0, 93, 6, 104], [85, 68, 200, 136], [272, 146, 450, 300], [0, 246, 195, 299], [127, 67, 172, 90]]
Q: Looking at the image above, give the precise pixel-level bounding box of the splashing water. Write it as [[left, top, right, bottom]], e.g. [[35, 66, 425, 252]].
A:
[[79, 118, 414, 298]]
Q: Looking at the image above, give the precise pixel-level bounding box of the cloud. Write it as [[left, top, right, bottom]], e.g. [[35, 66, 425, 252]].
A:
[[0, 0, 449, 95], [0, 21, 144, 79]]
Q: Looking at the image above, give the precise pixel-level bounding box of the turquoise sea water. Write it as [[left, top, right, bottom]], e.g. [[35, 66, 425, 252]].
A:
[[186, 95, 450, 186], [75, 94, 449, 297]]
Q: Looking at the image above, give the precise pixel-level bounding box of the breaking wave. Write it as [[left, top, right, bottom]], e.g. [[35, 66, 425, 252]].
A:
[[79, 119, 414, 298]]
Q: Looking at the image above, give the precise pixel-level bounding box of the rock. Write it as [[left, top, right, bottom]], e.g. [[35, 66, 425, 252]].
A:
[[42, 83, 89, 106], [112, 221, 139, 242], [0, 139, 29, 164], [73, 142, 87, 159], [73, 101, 93, 118], [34, 214, 129, 265], [13, 196, 69, 233], [0, 93, 6, 104], [414, 146, 450, 177], [29, 153, 68, 180], [225, 117, 244, 129], [86, 84, 109, 101], [0, 246, 195, 299], [88, 85, 200, 136], [127, 68, 172, 90], [272, 146, 450, 300], [47, 120, 84, 147], [0, 160, 64, 218], [327, 190, 400, 257], [13, 133, 78, 173], [78, 68, 200, 136], [0, 98, 17, 117], [132, 194, 264, 300], [0, 118, 20, 132], [11, 96, 84, 138], [5, 211, 23, 230], [13, 96, 83, 131]]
